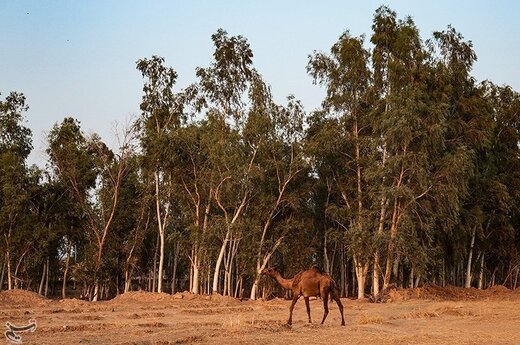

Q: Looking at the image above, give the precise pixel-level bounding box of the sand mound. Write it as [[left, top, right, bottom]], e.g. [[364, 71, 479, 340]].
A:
[[207, 293, 239, 304], [384, 284, 518, 302], [485, 285, 511, 294], [57, 298, 90, 307], [111, 291, 241, 306], [0, 289, 46, 305], [386, 285, 482, 302], [111, 291, 173, 303]]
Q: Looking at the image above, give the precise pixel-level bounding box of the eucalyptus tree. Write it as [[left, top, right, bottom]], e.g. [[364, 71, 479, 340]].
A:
[[247, 95, 308, 300], [307, 31, 373, 298], [0, 92, 32, 290], [430, 26, 495, 288], [136, 55, 185, 293], [48, 118, 131, 300], [169, 122, 214, 294], [368, 9, 460, 290], [192, 29, 263, 294], [461, 83, 520, 288]]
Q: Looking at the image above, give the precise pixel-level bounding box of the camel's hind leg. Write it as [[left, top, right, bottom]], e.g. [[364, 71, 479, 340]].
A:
[[287, 294, 299, 325], [304, 297, 312, 323], [320, 290, 329, 324], [332, 293, 346, 326]]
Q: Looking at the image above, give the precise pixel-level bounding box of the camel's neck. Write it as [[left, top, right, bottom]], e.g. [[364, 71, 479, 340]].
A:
[[273, 272, 293, 290]]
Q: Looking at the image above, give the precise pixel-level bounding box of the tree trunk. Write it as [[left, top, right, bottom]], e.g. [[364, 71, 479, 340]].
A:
[[6, 249, 12, 290], [158, 230, 165, 293], [478, 253, 485, 290], [38, 261, 46, 295], [354, 256, 368, 299], [92, 280, 99, 301], [324, 234, 330, 273], [465, 227, 476, 288], [0, 260, 5, 291], [414, 275, 421, 288], [383, 200, 400, 289], [171, 243, 179, 294], [192, 252, 200, 294], [44, 256, 50, 297], [62, 241, 72, 299], [154, 170, 167, 294], [373, 146, 388, 296], [152, 234, 159, 292], [124, 269, 132, 293], [442, 258, 446, 287], [340, 246, 346, 297], [212, 230, 230, 294]]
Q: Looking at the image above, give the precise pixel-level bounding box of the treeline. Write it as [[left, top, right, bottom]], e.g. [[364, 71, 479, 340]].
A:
[[1, 7, 519, 301]]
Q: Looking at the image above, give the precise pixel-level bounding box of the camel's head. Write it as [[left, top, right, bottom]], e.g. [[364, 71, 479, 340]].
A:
[[261, 267, 279, 277]]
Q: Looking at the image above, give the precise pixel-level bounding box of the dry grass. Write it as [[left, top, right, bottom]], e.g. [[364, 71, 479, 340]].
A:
[[357, 312, 386, 324]]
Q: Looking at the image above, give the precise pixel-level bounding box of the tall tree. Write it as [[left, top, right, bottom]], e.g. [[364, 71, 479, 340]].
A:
[[307, 31, 373, 298], [136, 55, 184, 293], [0, 92, 32, 290]]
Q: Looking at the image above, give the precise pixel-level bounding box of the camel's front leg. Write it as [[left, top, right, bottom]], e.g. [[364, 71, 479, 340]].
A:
[[304, 297, 312, 323], [287, 295, 299, 325]]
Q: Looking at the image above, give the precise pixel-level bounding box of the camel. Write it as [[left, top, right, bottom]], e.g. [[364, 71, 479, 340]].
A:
[[262, 266, 345, 326]]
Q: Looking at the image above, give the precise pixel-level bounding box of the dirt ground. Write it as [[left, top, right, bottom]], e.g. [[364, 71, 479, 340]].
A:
[[1, 286, 519, 345]]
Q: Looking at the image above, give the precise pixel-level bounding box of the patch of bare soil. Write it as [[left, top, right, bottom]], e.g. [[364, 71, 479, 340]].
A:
[[0, 288, 519, 344]]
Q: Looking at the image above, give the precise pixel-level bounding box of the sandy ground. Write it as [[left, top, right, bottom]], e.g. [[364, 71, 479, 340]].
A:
[[1, 287, 519, 345]]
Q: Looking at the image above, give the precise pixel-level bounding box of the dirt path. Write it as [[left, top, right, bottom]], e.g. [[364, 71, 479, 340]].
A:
[[1, 288, 519, 344]]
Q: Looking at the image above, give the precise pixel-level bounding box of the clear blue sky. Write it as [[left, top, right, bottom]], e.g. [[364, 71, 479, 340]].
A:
[[1, 1, 519, 166]]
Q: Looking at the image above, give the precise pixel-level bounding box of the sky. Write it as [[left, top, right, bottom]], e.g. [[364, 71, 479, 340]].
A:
[[1, 0, 519, 167]]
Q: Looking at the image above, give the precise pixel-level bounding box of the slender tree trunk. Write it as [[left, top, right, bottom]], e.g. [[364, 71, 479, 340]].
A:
[[154, 170, 167, 293], [62, 241, 72, 299], [383, 200, 400, 289], [478, 253, 485, 290], [212, 230, 230, 294], [92, 280, 99, 301], [0, 260, 5, 291], [465, 227, 476, 288], [152, 234, 159, 292], [340, 246, 345, 297], [171, 243, 179, 294], [38, 261, 46, 295], [158, 230, 165, 292], [442, 259, 446, 287], [324, 234, 330, 273], [6, 249, 12, 290], [373, 125, 388, 297], [44, 256, 50, 297], [392, 254, 400, 283], [124, 269, 132, 293], [414, 275, 421, 288]]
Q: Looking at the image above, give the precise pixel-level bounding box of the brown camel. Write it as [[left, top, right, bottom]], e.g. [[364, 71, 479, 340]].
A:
[[262, 266, 345, 326]]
